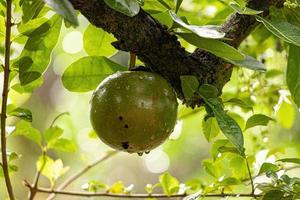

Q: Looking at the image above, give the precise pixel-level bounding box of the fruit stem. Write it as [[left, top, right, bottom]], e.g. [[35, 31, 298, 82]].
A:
[[129, 52, 136, 70]]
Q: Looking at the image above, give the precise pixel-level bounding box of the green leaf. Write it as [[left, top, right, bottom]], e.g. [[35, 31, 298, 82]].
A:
[[229, 156, 248, 178], [104, 0, 140, 17], [18, 17, 48, 36], [84, 180, 108, 192], [21, 0, 45, 23], [83, 25, 117, 57], [62, 56, 126, 92], [262, 190, 284, 200], [198, 84, 219, 99], [12, 121, 41, 145], [19, 71, 42, 86], [287, 45, 300, 107], [175, 0, 183, 13], [227, 55, 266, 72], [245, 114, 275, 130], [229, 2, 263, 15], [211, 139, 231, 160], [159, 172, 180, 196], [43, 0, 78, 26], [180, 75, 199, 100], [177, 33, 244, 60], [152, 10, 173, 28], [156, 0, 171, 10], [170, 11, 225, 39], [202, 159, 222, 178], [218, 177, 240, 186], [224, 98, 253, 110], [36, 156, 70, 186], [7, 105, 33, 122], [43, 126, 63, 143], [258, 163, 280, 175], [277, 158, 300, 165], [11, 77, 44, 94], [200, 97, 244, 154], [277, 101, 295, 129], [202, 117, 220, 142], [47, 138, 77, 152], [15, 15, 62, 89], [256, 16, 300, 46]]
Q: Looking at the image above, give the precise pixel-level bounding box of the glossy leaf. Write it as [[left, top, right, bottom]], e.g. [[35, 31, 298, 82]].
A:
[[287, 45, 300, 107], [43, 0, 78, 26], [170, 11, 225, 39], [7, 105, 33, 122], [200, 95, 244, 154], [62, 56, 126, 92], [83, 25, 117, 57], [245, 114, 275, 130], [104, 0, 140, 17]]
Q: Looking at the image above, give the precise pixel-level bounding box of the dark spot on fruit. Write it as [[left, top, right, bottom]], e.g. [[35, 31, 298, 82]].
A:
[[141, 102, 144, 107], [119, 116, 123, 120], [122, 142, 129, 149], [124, 124, 129, 128]]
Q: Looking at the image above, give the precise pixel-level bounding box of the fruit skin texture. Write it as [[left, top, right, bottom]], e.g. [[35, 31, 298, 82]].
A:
[[90, 71, 178, 153]]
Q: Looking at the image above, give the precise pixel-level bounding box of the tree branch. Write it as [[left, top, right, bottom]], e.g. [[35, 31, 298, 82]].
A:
[[69, 0, 284, 107], [46, 151, 118, 200], [23, 181, 261, 199], [1, 0, 15, 199]]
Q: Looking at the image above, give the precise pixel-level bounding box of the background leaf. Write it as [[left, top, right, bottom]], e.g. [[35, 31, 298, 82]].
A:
[[159, 172, 180, 196], [257, 16, 300, 46], [245, 114, 275, 130], [62, 56, 126, 92], [83, 25, 117, 56], [12, 121, 41, 145], [43, 0, 78, 26], [287, 45, 300, 107]]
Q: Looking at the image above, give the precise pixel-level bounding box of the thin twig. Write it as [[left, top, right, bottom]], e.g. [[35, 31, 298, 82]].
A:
[[1, 0, 15, 199], [28, 151, 47, 200], [50, 112, 70, 128], [46, 151, 118, 200], [23, 181, 262, 199], [245, 156, 255, 195]]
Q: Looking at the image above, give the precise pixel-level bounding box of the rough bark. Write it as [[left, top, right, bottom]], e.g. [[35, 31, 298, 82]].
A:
[[69, 0, 284, 107]]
